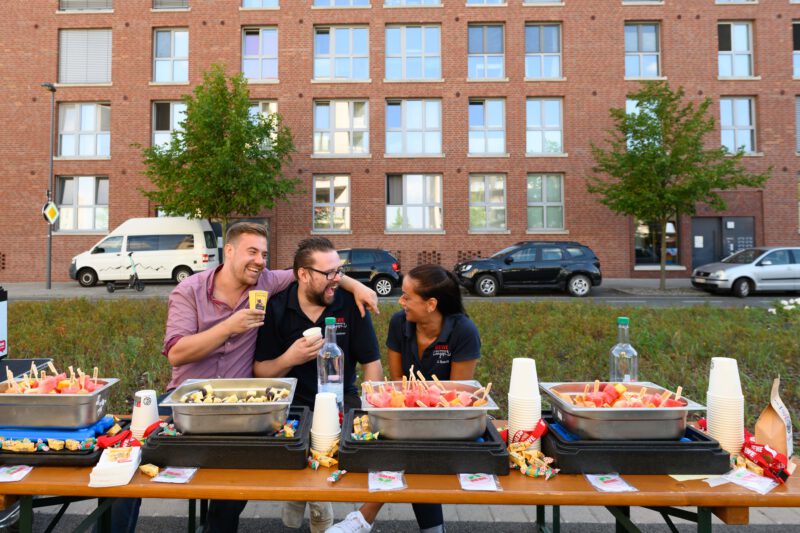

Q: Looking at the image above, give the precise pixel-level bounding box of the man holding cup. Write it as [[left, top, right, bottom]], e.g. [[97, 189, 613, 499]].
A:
[[254, 237, 384, 532]]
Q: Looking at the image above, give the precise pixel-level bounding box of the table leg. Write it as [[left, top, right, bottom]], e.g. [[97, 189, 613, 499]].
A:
[[18, 496, 33, 533], [552, 505, 560, 533], [188, 499, 196, 532], [697, 507, 712, 533], [606, 506, 640, 533]]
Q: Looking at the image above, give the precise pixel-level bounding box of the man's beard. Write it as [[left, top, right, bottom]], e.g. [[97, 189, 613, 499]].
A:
[[309, 284, 336, 307]]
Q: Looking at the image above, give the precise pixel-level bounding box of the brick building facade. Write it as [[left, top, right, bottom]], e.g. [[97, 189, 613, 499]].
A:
[[1, 0, 798, 283]]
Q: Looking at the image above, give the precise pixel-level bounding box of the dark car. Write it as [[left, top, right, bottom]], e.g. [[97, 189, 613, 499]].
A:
[[453, 241, 602, 297], [338, 248, 402, 297]]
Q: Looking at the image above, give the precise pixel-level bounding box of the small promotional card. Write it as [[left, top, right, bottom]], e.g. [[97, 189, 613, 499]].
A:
[[458, 473, 503, 492], [585, 473, 638, 493], [0, 465, 32, 482], [368, 471, 407, 492], [152, 467, 198, 484], [706, 468, 780, 495]]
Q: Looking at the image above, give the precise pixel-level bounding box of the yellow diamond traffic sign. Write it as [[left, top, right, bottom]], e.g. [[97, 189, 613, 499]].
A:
[[42, 202, 59, 225]]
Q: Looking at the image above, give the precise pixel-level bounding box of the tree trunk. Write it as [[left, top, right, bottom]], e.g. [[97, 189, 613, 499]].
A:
[[659, 217, 668, 291]]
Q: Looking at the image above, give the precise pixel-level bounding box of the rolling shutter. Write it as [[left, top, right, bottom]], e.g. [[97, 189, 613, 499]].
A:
[[153, 0, 189, 8], [59, 0, 113, 10], [59, 29, 112, 84]]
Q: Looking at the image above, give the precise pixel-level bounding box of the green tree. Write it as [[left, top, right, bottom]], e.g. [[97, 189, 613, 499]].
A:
[[588, 81, 771, 290], [140, 64, 299, 235]]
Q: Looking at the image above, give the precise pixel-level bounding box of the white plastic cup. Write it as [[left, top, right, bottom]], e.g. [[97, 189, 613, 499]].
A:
[[303, 327, 322, 344], [131, 389, 159, 434], [310, 429, 340, 453], [311, 392, 341, 435], [707, 357, 743, 397], [508, 358, 539, 398]]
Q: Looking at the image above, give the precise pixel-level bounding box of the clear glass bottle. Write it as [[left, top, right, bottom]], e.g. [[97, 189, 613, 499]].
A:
[[609, 316, 638, 382], [317, 316, 344, 413]]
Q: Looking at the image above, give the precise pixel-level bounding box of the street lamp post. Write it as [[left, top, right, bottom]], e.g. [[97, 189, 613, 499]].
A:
[[41, 83, 56, 290]]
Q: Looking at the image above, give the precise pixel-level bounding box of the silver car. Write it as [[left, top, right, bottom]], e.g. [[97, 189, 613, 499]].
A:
[[692, 247, 800, 298]]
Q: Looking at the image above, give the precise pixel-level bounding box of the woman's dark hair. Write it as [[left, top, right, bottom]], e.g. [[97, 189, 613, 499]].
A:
[[407, 264, 465, 316]]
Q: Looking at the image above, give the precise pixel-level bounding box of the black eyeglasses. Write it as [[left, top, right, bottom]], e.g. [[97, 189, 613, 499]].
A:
[[305, 266, 344, 280]]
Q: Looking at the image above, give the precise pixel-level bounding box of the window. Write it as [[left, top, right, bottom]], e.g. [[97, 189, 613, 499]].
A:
[[635, 219, 678, 265], [720, 97, 755, 153], [313, 175, 350, 231], [386, 174, 443, 231], [510, 247, 536, 262], [153, 0, 188, 9], [796, 98, 800, 152], [468, 25, 504, 79], [59, 0, 112, 10], [525, 24, 561, 79], [467, 0, 504, 4], [761, 250, 792, 265], [93, 236, 122, 254], [314, 0, 368, 5], [526, 98, 563, 154], [243, 0, 278, 6], [794, 23, 800, 77], [314, 27, 369, 80], [718, 22, 753, 77], [249, 100, 278, 119], [524, 0, 562, 4], [313, 100, 369, 155], [797, 172, 800, 231], [469, 174, 506, 231], [386, 100, 441, 155], [153, 102, 186, 148], [469, 99, 505, 154], [625, 23, 660, 78], [153, 29, 188, 83], [385, 26, 441, 81], [58, 29, 111, 84], [540, 246, 564, 261], [58, 103, 110, 157], [242, 28, 278, 81], [56, 176, 109, 232], [385, 0, 440, 4], [526, 174, 564, 230]]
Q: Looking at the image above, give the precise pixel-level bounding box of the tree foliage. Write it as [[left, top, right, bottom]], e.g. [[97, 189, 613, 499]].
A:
[[588, 81, 771, 288], [140, 64, 299, 231]]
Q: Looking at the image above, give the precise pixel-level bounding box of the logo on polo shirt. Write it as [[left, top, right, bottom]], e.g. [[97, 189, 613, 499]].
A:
[[431, 344, 451, 364], [333, 316, 347, 335]]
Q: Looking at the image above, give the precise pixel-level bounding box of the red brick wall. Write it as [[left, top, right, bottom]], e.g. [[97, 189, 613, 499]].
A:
[[1, 0, 798, 282]]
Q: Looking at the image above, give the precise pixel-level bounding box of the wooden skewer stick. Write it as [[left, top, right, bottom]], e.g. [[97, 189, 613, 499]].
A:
[[674, 386, 683, 401], [483, 382, 492, 399], [593, 379, 600, 394], [47, 362, 58, 375], [416, 370, 427, 383], [471, 387, 485, 399], [415, 400, 427, 408], [30, 362, 38, 380], [431, 374, 445, 391], [401, 375, 408, 391], [93, 367, 99, 385], [583, 383, 590, 397]]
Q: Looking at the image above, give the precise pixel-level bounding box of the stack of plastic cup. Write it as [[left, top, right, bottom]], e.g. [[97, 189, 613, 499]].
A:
[[310, 392, 341, 454], [130, 389, 160, 440], [507, 358, 542, 451], [706, 357, 745, 454]]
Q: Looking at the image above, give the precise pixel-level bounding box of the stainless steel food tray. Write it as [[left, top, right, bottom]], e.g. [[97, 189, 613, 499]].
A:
[[0, 378, 118, 428], [360, 380, 498, 440], [539, 381, 706, 440], [160, 378, 297, 434]]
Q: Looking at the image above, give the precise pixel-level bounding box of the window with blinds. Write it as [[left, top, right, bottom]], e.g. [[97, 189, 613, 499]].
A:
[[59, 0, 113, 10], [58, 29, 112, 84], [796, 97, 800, 153], [153, 0, 189, 8]]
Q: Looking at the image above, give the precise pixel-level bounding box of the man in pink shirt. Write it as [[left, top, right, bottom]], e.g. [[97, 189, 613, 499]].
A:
[[101, 222, 378, 533]]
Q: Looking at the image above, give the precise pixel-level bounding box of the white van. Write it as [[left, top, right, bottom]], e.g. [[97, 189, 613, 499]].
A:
[[69, 217, 220, 287]]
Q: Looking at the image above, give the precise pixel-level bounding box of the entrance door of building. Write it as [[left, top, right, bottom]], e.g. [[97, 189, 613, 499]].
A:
[[691, 217, 754, 268]]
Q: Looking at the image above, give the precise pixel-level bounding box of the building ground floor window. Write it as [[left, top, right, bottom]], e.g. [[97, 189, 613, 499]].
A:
[[56, 176, 109, 232], [634, 218, 679, 266]]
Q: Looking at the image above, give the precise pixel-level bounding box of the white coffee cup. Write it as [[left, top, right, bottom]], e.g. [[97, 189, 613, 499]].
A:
[[303, 327, 322, 344], [508, 358, 539, 398], [131, 389, 160, 434], [311, 392, 341, 435], [707, 357, 743, 397]]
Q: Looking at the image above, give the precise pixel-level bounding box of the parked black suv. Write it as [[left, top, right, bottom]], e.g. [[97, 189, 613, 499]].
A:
[[453, 241, 602, 297], [338, 248, 402, 296]]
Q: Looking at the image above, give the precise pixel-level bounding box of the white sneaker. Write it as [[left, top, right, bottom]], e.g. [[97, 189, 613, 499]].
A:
[[309, 501, 334, 533], [325, 511, 373, 533], [282, 501, 306, 529]]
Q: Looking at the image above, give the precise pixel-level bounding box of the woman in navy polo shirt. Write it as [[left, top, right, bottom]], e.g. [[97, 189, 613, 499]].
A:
[[328, 264, 480, 533]]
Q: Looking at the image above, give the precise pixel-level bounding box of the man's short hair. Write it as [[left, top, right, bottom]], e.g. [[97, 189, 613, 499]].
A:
[[293, 237, 335, 276], [226, 222, 268, 246]]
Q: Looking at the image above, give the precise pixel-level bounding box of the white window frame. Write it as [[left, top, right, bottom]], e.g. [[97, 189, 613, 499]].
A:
[[525, 23, 562, 79], [469, 174, 507, 231], [314, 0, 369, 6], [385, 174, 443, 232], [797, 172, 800, 232], [384, 0, 440, 4], [313, 100, 369, 155], [242, 0, 279, 7], [718, 21, 753, 78], [153, 0, 189, 8], [59, 0, 113, 11], [58, 103, 110, 158], [58, 29, 112, 84], [624, 22, 660, 78], [152, 101, 186, 148], [385, 99, 442, 156], [468, 25, 505, 80], [527, 173, 565, 230], [55, 176, 109, 232], [313, 175, 351, 232], [314, 26, 370, 81], [796, 97, 800, 153], [467, 0, 504, 4], [526, 98, 563, 155], [794, 23, 800, 78], [720, 97, 756, 154], [242, 28, 278, 81], [468, 98, 506, 155], [385, 25, 441, 81], [524, 0, 563, 4], [153, 29, 188, 83]]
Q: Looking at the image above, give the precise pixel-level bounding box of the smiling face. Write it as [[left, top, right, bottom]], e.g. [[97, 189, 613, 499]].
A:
[[298, 249, 342, 307], [398, 276, 437, 323], [224, 232, 268, 287]]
